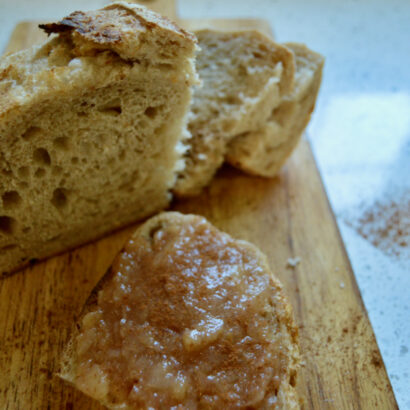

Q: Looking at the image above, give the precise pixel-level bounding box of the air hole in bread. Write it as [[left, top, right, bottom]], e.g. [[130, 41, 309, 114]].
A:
[[144, 106, 157, 118], [51, 188, 68, 209], [18, 181, 28, 190], [33, 148, 51, 166], [52, 166, 63, 176], [252, 51, 263, 59], [224, 96, 239, 105], [71, 157, 79, 164], [0, 216, 17, 235], [289, 370, 297, 387], [17, 166, 30, 179], [2, 169, 12, 177], [98, 99, 122, 116], [22, 126, 42, 140], [34, 168, 46, 178], [78, 111, 87, 117], [119, 150, 126, 160], [22, 227, 31, 233], [53, 137, 70, 151], [2, 191, 22, 209], [0, 244, 17, 252], [100, 107, 122, 116]]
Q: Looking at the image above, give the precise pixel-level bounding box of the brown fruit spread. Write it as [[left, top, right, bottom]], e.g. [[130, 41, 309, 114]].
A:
[[75, 216, 292, 408]]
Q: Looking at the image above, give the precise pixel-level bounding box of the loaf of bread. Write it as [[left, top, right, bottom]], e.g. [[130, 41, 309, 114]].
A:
[[0, 2, 198, 275], [227, 43, 324, 177], [60, 212, 300, 409], [173, 30, 295, 196]]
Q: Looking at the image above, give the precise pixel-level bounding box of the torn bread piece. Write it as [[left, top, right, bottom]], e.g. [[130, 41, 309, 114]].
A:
[[0, 2, 198, 275], [173, 30, 295, 196], [60, 212, 300, 409], [227, 43, 324, 177]]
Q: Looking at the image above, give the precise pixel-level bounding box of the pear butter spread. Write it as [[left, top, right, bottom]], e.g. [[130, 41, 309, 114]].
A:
[[65, 213, 299, 409]]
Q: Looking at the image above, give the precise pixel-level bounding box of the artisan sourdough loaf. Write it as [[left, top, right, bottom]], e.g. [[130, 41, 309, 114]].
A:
[[60, 212, 300, 409], [0, 2, 197, 275], [173, 30, 295, 196], [227, 43, 324, 177]]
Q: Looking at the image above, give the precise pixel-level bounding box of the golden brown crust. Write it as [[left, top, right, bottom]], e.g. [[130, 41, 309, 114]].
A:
[[103, 2, 196, 43], [38, 1, 196, 62], [39, 1, 195, 41]]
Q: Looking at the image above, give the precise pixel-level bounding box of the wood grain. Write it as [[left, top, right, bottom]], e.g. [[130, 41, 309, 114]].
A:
[[0, 2, 397, 409]]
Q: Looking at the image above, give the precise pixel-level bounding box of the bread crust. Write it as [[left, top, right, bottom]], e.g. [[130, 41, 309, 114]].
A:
[[39, 1, 196, 60], [60, 212, 300, 409]]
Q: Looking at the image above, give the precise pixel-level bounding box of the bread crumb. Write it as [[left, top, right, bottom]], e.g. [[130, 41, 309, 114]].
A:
[[286, 257, 301, 268]]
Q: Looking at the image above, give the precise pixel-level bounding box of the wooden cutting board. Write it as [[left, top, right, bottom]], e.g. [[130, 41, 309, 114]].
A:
[[0, 1, 397, 409]]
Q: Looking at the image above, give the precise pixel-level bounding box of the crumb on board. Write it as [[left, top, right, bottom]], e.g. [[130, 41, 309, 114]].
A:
[[286, 257, 301, 268]]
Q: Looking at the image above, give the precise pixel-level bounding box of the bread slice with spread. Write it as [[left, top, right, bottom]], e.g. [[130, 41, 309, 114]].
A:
[[60, 212, 300, 409]]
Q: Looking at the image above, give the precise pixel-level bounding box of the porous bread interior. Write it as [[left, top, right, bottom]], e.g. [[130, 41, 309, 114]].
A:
[[189, 30, 289, 138], [0, 5, 197, 275], [226, 43, 324, 178], [59, 211, 300, 409], [173, 30, 295, 197]]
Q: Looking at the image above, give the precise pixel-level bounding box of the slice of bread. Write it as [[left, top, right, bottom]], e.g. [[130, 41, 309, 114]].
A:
[[0, 2, 198, 275], [173, 30, 295, 196], [227, 43, 324, 177], [60, 211, 300, 409]]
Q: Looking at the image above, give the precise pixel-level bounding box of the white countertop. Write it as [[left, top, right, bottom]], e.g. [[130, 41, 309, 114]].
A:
[[1, 0, 409, 407]]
